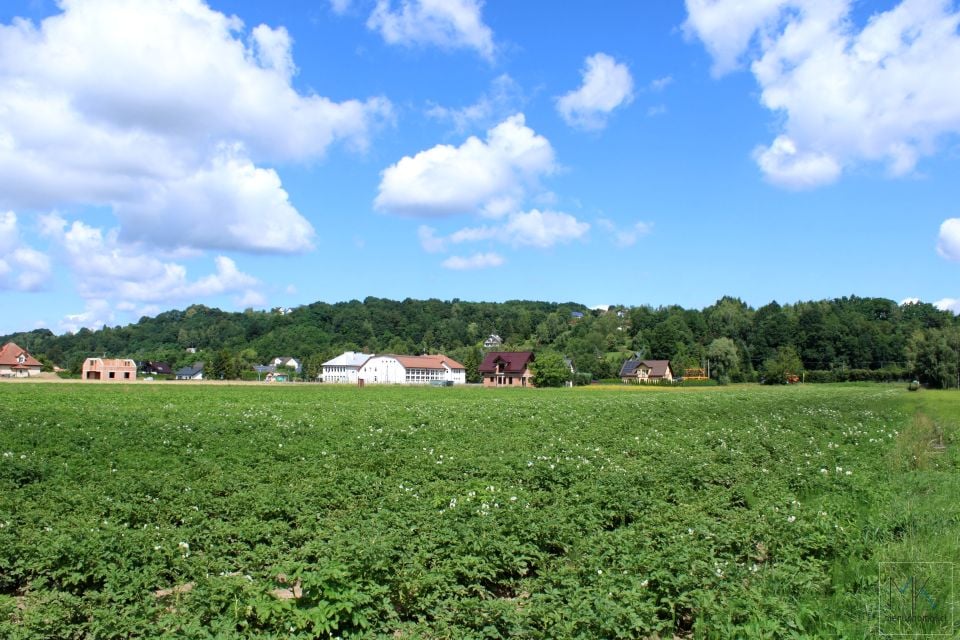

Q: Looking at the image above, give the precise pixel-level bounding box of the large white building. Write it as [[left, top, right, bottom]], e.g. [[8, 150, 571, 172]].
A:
[[359, 354, 466, 385], [322, 351, 466, 385], [321, 351, 374, 383]]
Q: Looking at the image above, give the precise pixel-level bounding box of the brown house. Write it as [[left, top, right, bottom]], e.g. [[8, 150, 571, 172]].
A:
[[479, 351, 535, 387], [82, 357, 137, 382], [0, 342, 43, 377], [619, 359, 674, 383]]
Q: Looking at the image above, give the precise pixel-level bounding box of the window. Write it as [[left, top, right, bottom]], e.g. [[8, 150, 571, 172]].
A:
[[108, 371, 115, 379], [123, 372, 130, 379]]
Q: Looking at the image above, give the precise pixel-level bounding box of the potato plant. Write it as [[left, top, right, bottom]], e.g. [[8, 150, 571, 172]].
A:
[[0, 384, 923, 638]]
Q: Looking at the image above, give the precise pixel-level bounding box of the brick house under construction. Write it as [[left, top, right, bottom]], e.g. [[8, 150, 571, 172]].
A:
[[81, 357, 137, 382]]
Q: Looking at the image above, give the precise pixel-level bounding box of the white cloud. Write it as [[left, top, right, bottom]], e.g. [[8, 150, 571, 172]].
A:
[[556, 53, 635, 130], [753, 135, 842, 189], [41, 215, 261, 306], [598, 219, 654, 248], [900, 297, 921, 305], [0, 0, 391, 251], [502, 210, 590, 248], [649, 76, 674, 92], [684, 0, 960, 188], [330, 0, 353, 14], [935, 298, 960, 313], [0, 211, 51, 291], [441, 252, 504, 270], [367, 0, 495, 60], [426, 74, 523, 133], [683, 0, 787, 76], [937, 218, 960, 261], [0, 211, 16, 253], [437, 209, 590, 250], [251, 24, 296, 82], [236, 289, 268, 308], [61, 299, 115, 334], [418, 225, 447, 253], [375, 114, 556, 217], [116, 146, 315, 253]]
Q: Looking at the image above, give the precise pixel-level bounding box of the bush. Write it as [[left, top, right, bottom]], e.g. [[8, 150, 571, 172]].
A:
[[803, 367, 911, 384]]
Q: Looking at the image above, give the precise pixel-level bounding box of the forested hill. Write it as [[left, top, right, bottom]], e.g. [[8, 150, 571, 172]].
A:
[[3, 296, 959, 386]]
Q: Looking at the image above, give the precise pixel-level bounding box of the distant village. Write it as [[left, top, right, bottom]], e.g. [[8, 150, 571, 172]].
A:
[[1, 337, 678, 388]]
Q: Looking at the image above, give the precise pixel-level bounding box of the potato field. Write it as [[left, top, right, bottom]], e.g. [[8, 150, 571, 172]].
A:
[[0, 383, 956, 638]]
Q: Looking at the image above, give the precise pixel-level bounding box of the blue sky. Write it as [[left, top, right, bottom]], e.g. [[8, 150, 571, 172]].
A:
[[1, 0, 959, 336]]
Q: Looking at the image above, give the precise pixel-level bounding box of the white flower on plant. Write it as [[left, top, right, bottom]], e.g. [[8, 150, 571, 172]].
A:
[[787, 515, 796, 523]]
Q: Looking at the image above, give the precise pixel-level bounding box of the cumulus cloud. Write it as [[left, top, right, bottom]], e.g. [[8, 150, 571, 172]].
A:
[[61, 299, 116, 334], [236, 289, 268, 308], [649, 76, 674, 92], [0, 0, 391, 251], [753, 135, 842, 190], [116, 147, 315, 253], [598, 219, 654, 248], [426, 74, 523, 134], [330, 0, 353, 14], [935, 298, 960, 314], [375, 114, 556, 217], [41, 215, 261, 305], [937, 218, 960, 261], [0, 211, 51, 291], [684, 0, 960, 188], [441, 252, 504, 270], [367, 0, 496, 60], [501, 209, 590, 248], [418, 225, 447, 253], [435, 209, 590, 250], [556, 53, 635, 130]]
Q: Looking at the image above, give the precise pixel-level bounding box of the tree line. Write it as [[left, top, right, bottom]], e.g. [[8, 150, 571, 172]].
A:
[[3, 295, 958, 387]]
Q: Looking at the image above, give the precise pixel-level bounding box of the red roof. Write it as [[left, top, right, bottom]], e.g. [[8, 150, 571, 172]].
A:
[[479, 351, 534, 373], [0, 342, 42, 368], [394, 354, 465, 370]]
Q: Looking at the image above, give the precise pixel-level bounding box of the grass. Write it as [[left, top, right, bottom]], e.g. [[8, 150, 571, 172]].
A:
[[0, 382, 956, 638]]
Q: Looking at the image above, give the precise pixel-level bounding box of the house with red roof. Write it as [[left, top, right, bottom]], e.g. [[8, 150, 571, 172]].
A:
[[0, 342, 43, 377], [479, 351, 535, 388], [357, 354, 465, 385]]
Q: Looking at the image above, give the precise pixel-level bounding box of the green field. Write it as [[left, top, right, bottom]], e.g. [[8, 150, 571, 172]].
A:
[[1, 383, 957, 638]]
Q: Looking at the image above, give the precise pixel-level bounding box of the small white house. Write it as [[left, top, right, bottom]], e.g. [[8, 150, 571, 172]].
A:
[[321, 352, 374, 383], [358, 354, 466, 385], [483, 334, 503, 349], [269, 356, 301, 373], [175, 363, 204, 380]]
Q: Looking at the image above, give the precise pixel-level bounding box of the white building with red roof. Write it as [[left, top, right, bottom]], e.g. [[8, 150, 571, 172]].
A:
[[357, 354, 465, 385], [0, 342, 43, 377]]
